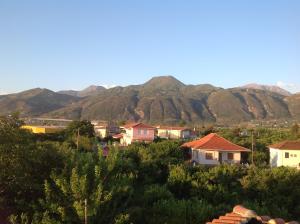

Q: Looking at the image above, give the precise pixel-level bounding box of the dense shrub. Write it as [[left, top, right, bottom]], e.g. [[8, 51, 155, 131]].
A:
[[2, 118, 300, 223]]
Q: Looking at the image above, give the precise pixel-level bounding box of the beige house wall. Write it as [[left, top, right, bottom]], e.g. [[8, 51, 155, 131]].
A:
[[270, 148, 300, 168], [157, 129, 191, 139], [95, 128, 108, 138], [191, 148, 241, 165]]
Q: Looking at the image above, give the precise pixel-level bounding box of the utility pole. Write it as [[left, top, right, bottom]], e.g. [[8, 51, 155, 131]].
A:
[[84, 198, 88, 224], [251, 130, 254, 166], [77, 128, 80, 150]]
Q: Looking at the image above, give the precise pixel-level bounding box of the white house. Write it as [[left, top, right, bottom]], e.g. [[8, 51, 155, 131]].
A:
[[269, 141, 300, 168], [181, 133, 250, 165], [156, 126, 192, 139]]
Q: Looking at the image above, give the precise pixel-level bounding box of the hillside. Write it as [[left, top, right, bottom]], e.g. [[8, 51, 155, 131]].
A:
[[0, 76, 299, 124], [286, 93, 300, 120], [0, 88, 80, 117], [58, 85, 106, 97], [240, 83, 292, 96]]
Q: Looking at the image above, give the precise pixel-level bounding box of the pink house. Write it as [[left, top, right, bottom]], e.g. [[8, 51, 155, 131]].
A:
[[120, 122, 155, 146]]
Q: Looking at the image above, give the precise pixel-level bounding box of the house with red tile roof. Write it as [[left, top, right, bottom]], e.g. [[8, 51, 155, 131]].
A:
[[119, 122, 155, 146], [182, 133, 250, 165], [156, 126, 192, 139], [268, 140, 300, 168], [206, 205, 299, 224]]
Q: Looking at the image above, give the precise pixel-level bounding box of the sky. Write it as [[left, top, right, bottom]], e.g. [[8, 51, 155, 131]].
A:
[[0, 0, 299, 94]]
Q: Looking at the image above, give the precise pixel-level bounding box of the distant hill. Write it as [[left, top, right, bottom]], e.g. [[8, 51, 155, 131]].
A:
[[0, 88, 80, 117], [240, 83, 292, 96], [285, 93, 300, 120], [1, 76, 299, 124], [58, 85, 106, 97]]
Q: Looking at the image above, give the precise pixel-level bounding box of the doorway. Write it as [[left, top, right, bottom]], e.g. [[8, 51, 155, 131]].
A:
[[219, 152, 223, 164]]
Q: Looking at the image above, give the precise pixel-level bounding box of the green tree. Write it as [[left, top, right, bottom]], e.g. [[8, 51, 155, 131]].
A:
[[65, 120, 95, 138], [167, 165, 192, 198], [64, 120, 95, 151], [291, 123, 299, 138], [0, 115, 64, 219]]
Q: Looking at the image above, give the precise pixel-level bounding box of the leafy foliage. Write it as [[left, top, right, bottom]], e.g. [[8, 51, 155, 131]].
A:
[[2, 120, 300, 223], [0, 115, 64, 215]]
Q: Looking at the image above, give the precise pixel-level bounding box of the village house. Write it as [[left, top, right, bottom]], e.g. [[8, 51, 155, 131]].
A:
[[269, 140, 300, 168], [156, 126, 192, 139], [94, 124, 120, 138], [118, 122, 155, 146], [182, 133, 250, 165], [94, 125, 108, 138], [93, 121, 120, 139]]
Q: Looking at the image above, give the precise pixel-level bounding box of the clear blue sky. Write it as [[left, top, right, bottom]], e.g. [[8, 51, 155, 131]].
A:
[[0, 0, 299, 94]]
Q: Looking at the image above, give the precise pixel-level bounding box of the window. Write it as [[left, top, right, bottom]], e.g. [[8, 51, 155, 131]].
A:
[[205, 152, 213, 160], [227, 153, 234, 160], [138, 129, 142, 135], [144, 129, 147, 135], [285, 152, 289, 158]]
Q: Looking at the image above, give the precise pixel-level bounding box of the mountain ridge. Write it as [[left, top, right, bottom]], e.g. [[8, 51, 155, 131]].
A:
[[58, 85, 107, 97], [1, 76, 299, 124], [240, 83, 292, 96]]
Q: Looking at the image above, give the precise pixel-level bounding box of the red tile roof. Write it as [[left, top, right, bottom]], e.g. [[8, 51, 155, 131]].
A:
[[122, 122, 155, 129], [268, 140, 300, 150], [181, 133, 250, 152], [206, 205, 298, 224]]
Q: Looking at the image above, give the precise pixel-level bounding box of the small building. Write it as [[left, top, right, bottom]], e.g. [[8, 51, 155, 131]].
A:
[[120, 122, 155, 146], [22, 125, 65, 134], [269, 141, 300, 168], [181, 133, 250, 165], [156, 126, 192, 139], [94, 125, 109, 138], [94, 123, 120, 138]]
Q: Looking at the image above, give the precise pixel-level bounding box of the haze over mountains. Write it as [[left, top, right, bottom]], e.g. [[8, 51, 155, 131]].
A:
[[58, 85, 106, 97], [0, 76, 299, 124], [240, 83, 292, 96]]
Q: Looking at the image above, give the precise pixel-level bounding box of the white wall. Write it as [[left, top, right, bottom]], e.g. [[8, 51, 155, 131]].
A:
[[220, 152, 241, 164], [157, 129, 191, 139], [182, 130, 191, 139], [121, 128, 134, 146], [95, 128, 107, 138], [270, 148, 280, 167], [270, 148, 300, 168], [192, 149, 219, 165], [191, 149, 241, 165]]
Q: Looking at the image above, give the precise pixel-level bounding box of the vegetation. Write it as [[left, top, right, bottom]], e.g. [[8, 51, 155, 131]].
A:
[[1, 116, 300, 223], [1, 76, 300, 123]]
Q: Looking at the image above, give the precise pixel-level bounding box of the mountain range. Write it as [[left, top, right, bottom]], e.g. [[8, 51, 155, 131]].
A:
[[240, 83, 292, 96], [58, 85, 106, 97], [0, 76, 299, 124]]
